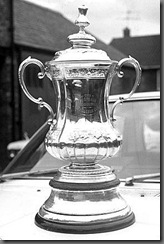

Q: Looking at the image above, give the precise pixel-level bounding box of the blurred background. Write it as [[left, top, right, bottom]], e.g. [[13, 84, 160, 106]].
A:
[[25, 0, 160, 44], [0, 0, 160, 170]]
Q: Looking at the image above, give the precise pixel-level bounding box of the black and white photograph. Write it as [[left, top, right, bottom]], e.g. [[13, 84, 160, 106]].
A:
[[0, 0, 160, 241]]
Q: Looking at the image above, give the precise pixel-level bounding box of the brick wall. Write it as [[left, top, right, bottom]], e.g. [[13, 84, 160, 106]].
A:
[[110, 67, 157, 95], [0, 0, 12, 170], [0, 0, 11, 47]]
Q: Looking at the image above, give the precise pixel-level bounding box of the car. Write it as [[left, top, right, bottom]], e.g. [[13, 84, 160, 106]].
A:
[[0, 91, 160, 240]]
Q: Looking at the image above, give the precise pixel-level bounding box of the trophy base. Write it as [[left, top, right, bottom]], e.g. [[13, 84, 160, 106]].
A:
[[35, 163, 135, 234], [35, 211, 135, 234]]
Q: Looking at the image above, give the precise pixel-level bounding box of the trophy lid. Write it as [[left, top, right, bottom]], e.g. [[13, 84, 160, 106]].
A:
[[48, 5, 111, 64]]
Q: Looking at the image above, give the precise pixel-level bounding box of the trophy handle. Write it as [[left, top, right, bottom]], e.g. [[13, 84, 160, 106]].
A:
[[110, 56, 142, 121], [18, 56, 55, 122]]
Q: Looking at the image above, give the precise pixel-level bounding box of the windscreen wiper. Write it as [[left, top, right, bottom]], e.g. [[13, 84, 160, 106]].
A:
[[125, 173, 160, 186], [0, 168, 58, 182], [1, 170, 160, 185]]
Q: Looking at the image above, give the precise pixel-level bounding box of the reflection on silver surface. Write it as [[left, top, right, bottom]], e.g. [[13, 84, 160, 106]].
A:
[[45, 70, 122, 163]]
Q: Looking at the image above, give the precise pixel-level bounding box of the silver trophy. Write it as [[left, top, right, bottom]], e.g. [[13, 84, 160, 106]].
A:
[[18, 5, 141, 233]]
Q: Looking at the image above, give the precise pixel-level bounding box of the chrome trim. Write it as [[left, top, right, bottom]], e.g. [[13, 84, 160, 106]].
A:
[[108, 91, 160, 103]]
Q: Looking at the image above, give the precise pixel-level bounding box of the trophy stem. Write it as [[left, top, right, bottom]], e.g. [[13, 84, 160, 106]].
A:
[[35, 163, 135, 233]]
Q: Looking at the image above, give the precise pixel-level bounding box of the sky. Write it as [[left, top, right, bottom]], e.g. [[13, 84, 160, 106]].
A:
[[24, 0, 160, 44]]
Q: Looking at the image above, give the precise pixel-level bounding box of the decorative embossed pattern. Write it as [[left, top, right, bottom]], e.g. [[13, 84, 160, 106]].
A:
[[48, 66, 109, 79], [65, 68, 109, 79]]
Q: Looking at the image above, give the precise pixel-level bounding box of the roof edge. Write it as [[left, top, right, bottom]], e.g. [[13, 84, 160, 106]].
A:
[[22, 0, 63, 17]]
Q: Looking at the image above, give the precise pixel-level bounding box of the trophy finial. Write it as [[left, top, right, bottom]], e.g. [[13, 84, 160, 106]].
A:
[[68, 4, 96, 47], [75, 5, 90, 32]]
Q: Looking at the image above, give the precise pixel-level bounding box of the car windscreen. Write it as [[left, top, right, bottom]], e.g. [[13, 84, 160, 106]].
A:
[[32, 98, 160, 179], [3, 98, 160, 180]]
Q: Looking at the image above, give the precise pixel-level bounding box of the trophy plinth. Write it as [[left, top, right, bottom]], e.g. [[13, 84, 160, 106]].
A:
[[35, 163, 135, 233], [18, 4, 141, 234]]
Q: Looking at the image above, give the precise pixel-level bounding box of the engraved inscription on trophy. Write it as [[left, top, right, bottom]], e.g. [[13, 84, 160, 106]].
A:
[[81, 93, 98, 116]]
